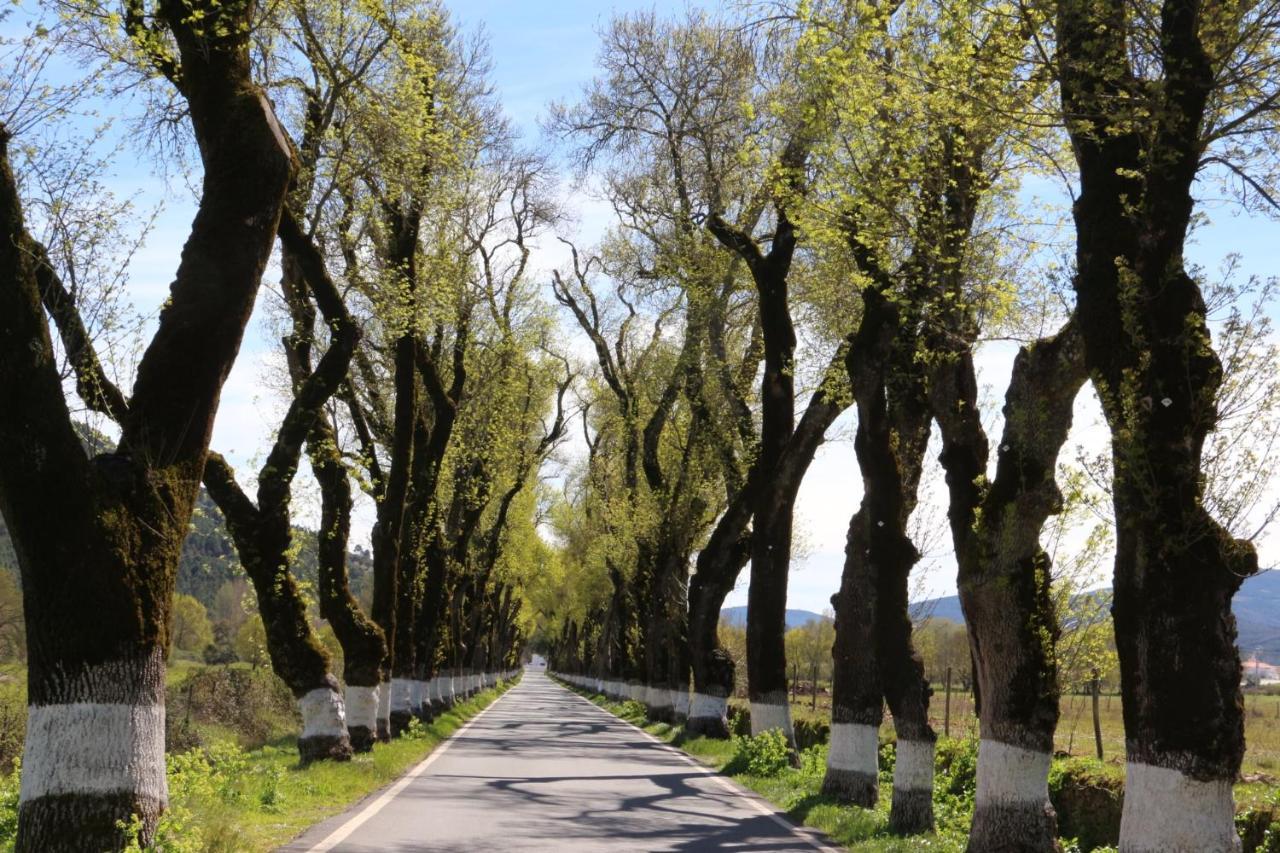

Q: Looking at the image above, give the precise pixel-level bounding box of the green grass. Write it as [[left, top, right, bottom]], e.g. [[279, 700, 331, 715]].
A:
[[143, 677, 520, 852]]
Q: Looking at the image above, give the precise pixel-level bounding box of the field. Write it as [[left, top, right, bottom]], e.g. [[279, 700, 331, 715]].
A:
[[748, 686, 1280, 778]]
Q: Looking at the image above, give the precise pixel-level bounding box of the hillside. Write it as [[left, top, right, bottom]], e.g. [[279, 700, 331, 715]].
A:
[[720, 606, 829, 630], [911, 569, 1280, 664], [0, 487, 373, 613]]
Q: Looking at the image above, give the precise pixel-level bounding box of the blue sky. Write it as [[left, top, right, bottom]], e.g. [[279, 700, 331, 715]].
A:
[[6, 1, 1278, 614]]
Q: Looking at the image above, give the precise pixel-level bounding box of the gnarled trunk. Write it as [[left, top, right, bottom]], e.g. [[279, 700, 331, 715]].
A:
[[1055, 3, 1256, 847], [0, 0, 294, 841], [931, 321, 1086, 851]]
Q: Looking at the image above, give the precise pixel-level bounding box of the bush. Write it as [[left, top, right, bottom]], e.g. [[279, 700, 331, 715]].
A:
[[1238, 794, 1280, 853], [935, 736, 979, 798], [167, 665, 295, 751], [728, 704, 752, 737], [729, 729, 792, 777], [793, 717, 829, 751], [1048, 758, 1124, 851]]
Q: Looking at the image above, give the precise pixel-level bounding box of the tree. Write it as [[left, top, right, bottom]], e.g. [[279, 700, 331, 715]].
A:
[[0, 0, 293, 844], [170, 594, 213, 656], [1054, 0, 1277, 844]]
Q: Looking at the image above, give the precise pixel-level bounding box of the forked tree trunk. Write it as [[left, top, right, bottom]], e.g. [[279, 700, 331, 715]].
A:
[[931, 320, 1086, 851], [825, 284, 933, 829], [0, 1, 294, 842], [1057, 3, 1256, 847], [204, 456, 352, 765], [278, 206, 387, 755]]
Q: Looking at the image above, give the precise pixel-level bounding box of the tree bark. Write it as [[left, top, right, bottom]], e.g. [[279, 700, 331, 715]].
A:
[[825, 283, 933, 830], [0, 0, 293, 843], [1056, 3, 1257, 848], [930, 319, 1087, 852]]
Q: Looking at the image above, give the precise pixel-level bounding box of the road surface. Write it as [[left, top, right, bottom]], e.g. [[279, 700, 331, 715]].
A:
[[283, 669, 837, 852]]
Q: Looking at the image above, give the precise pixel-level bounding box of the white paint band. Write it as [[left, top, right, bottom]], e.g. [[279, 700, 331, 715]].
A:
[[1120, 762, 1240, 853], [646, 685, 672, 709], [975, 740, 1050, 806], [750, 701, 793, 738], [377, 680, 391, 723], [345, 685, 379, 731], [672, 688, 690, 717], [690, 692, 728, 720], [827, 723, 879, 774], [300, 686, 347, 739], [894, 739, 935, 793], [389, 678, 413, 714], [21, 702, 167, 803]]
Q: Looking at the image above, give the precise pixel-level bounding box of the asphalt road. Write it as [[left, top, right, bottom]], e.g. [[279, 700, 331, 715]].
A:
[[282, 669, 837, 852]]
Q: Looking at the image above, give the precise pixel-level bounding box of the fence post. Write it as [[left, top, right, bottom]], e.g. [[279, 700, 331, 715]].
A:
[[1091, 668, 1104, 760], [944, 666, 952, 738]]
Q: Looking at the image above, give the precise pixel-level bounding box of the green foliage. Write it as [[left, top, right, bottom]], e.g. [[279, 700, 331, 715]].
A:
[[171, 594, 214, 656], [729, 729, 792, 777]]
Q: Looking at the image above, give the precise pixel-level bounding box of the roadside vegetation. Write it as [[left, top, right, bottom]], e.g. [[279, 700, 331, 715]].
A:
[[559, 678, 1280, 853], [0, 669, 516, 853]]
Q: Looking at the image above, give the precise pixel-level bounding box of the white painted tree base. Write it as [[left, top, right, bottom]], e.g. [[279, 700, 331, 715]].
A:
[[690, 692, 727, 720], [22, 701, 167, 803], [827, 723, 879, 775], [345, 685, 379, 732], [750, 700, 793, 740], [377, 680, 391, 735], [894, 739, 934, 793], [1120, 763, 1241, 852], [299, 686, 347, 739], [389, 678, 413, 716], [975, 740, 1050, 807], [672, 688, 690, 718]]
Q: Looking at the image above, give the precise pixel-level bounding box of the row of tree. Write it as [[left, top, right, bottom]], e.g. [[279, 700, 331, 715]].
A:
[[0, 0, 561, 848], [542, 1, 1278, 850]]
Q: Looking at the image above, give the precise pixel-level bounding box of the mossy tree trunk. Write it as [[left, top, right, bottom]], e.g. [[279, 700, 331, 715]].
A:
[[931, 317, 1087, 851], [825, 276, 933, 832], [1057, 2, 1257, 847], [0, 0, 294, 844], [201, 210, 359, 763]]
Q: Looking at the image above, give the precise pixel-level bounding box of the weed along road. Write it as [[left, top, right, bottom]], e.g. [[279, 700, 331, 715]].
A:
[[283, 671, 837, 852]]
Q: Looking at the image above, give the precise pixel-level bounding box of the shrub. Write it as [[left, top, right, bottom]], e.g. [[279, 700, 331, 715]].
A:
[[1048, 757, 1124, 852], [793, 717, 830, 751], [1237, 793, 1280, 853], [166, 666, 295, 750], [730, 729, 792, 777]]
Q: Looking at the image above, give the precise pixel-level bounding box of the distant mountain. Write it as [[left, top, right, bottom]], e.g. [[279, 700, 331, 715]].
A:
[[911, 569, 1280, 665], [720, 606, 830, 630]]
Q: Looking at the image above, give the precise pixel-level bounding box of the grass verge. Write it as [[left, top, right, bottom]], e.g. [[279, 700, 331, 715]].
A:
[[551, 679, 970, 853], [552, 678, 1274, 853], [100, 676, 519, 853]]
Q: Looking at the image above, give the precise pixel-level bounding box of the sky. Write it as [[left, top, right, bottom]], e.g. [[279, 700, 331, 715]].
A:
[[6, 1, 1279, 615]]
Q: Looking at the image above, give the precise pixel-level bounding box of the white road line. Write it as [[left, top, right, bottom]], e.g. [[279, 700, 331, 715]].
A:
[[305, 682, 519, 852], [552, 677, 843, 853]]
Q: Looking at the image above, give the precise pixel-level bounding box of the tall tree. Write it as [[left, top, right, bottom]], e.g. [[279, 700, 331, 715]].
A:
[[0, 0, 294, 844], [1055, 0, 1276, 845]]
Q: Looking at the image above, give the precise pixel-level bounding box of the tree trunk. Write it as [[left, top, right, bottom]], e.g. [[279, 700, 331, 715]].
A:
[[825, 284, 933, 824], [931, 320, 1086, 851], [204, 456, 352, 765], [685, 492, 751, 737], [310, 417, 386, 752], [0, 1, 294, 842], [1055, 4, 1256, 847]]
